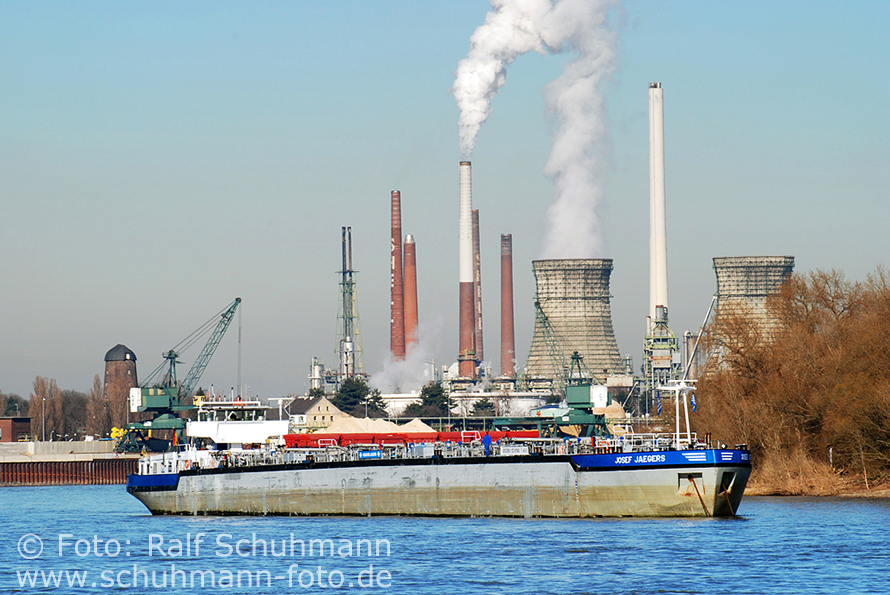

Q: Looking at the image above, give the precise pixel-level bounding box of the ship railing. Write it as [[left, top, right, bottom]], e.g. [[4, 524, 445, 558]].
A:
[[136, 430, 721, 476], [617, 433, 709, 452]]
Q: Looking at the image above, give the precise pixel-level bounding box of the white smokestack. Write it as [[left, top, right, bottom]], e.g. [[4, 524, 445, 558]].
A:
[[649, 82, 668, 321], [452, 0, 618, 259], [459, 161, 474, 284]]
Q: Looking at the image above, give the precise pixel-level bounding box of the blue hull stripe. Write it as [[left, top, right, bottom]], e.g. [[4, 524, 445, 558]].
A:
[[127, 473, 179, 492], [570, 450, 750, 471]]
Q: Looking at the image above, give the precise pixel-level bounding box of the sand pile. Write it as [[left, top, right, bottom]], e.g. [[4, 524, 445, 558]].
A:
[[315, 417, 435, 435]]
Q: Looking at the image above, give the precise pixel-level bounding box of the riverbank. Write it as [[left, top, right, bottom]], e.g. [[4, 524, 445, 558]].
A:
[[746, 472, 890, 497], [0, 441, 138, 485]]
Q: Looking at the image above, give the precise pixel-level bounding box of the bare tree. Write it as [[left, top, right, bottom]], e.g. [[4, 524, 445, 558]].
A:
[[87, 374, 110, 438], [695, 269, 890, 494]]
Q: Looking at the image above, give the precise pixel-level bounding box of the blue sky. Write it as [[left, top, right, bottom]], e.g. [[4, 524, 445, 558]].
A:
[[2, 1, 888, 400]]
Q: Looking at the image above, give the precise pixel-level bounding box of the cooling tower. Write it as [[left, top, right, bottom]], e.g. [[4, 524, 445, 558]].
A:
[[526, 259, 622, 381], [713, 256, 795, 334]]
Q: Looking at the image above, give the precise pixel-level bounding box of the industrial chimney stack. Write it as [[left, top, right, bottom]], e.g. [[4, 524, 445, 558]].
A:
[[472, 209, 484, 365], [649, 82, 669, 324], [500, 234, 515, 377], [643, 82, 681, 395], [458, 161, 476, 377], [390, 190, 405, 359], [404, 234, 418, 348]]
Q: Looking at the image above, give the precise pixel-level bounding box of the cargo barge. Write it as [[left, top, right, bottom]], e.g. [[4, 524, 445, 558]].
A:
[[127, 433, 749, 518], [126, 382, 751, 518]]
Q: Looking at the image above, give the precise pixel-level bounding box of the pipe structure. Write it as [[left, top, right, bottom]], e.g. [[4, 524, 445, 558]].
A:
[[500, 234, 515, 377], [649, 82, 669, 325], [458, 161, 476, 377], [472, 209, 484, 364], [404, 234, 418, 348], [390, 191, 405, 359]]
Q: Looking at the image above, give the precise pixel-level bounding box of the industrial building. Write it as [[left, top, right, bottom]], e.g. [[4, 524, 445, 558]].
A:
[[0, 417, 30, 442]]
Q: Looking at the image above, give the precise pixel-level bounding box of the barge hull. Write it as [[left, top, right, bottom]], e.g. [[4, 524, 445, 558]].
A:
[[128, 451, 750, 518]]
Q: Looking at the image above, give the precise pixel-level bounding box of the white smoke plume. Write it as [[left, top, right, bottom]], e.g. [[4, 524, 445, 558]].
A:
[[369, 315, 444, 395], [453, 0, 618, 258]]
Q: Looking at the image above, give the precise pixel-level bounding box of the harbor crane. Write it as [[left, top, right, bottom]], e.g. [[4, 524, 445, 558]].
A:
[[115, 298, 241, 453]]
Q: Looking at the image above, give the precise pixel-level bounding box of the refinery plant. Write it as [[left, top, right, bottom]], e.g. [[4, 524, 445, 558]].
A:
[[300, 83, 796, 420], [91, 83, 800, 434]]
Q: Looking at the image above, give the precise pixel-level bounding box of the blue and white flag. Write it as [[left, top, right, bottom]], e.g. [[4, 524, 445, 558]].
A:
[[656, 391, 662, 416], [691, 391, 697, 414]]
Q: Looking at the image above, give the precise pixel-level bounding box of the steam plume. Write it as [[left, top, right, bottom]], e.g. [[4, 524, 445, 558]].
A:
[[453, 0, 618, 258]]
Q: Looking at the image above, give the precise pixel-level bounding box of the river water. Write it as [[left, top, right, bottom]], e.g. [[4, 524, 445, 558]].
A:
[[3, 485, 888, 594]]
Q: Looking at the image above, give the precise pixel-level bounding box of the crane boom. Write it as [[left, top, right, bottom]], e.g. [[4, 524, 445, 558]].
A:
[[116, 297, 242, 453], [178, 297, 240, 402]]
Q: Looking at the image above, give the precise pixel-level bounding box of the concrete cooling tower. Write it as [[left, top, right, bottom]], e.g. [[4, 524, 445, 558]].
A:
[[526, 259, 622, 383], [713, 256, 795, 334]]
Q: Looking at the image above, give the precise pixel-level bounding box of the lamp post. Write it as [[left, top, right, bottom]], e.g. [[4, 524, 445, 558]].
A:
[[42, 396, 46, 442]]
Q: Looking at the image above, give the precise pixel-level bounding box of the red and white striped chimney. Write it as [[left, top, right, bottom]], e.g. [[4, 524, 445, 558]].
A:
[[458, 161, 476, 377], [390, 190, 405, 359], [500, 233, 515, 378], [404, 234, 418, 349]]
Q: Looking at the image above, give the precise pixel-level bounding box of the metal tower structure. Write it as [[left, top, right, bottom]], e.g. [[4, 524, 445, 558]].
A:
[[337, 227, 364, 382], [642, 305, 681, 412]]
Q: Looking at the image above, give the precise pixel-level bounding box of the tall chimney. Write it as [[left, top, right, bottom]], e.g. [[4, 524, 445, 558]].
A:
[[404, 234, 418, 348], [500, 234, 515, 378], [472, 208, 484, 364], [390, 190, 405, 359], [458, 161, 476, 377], [649, 82, 669, 324]]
